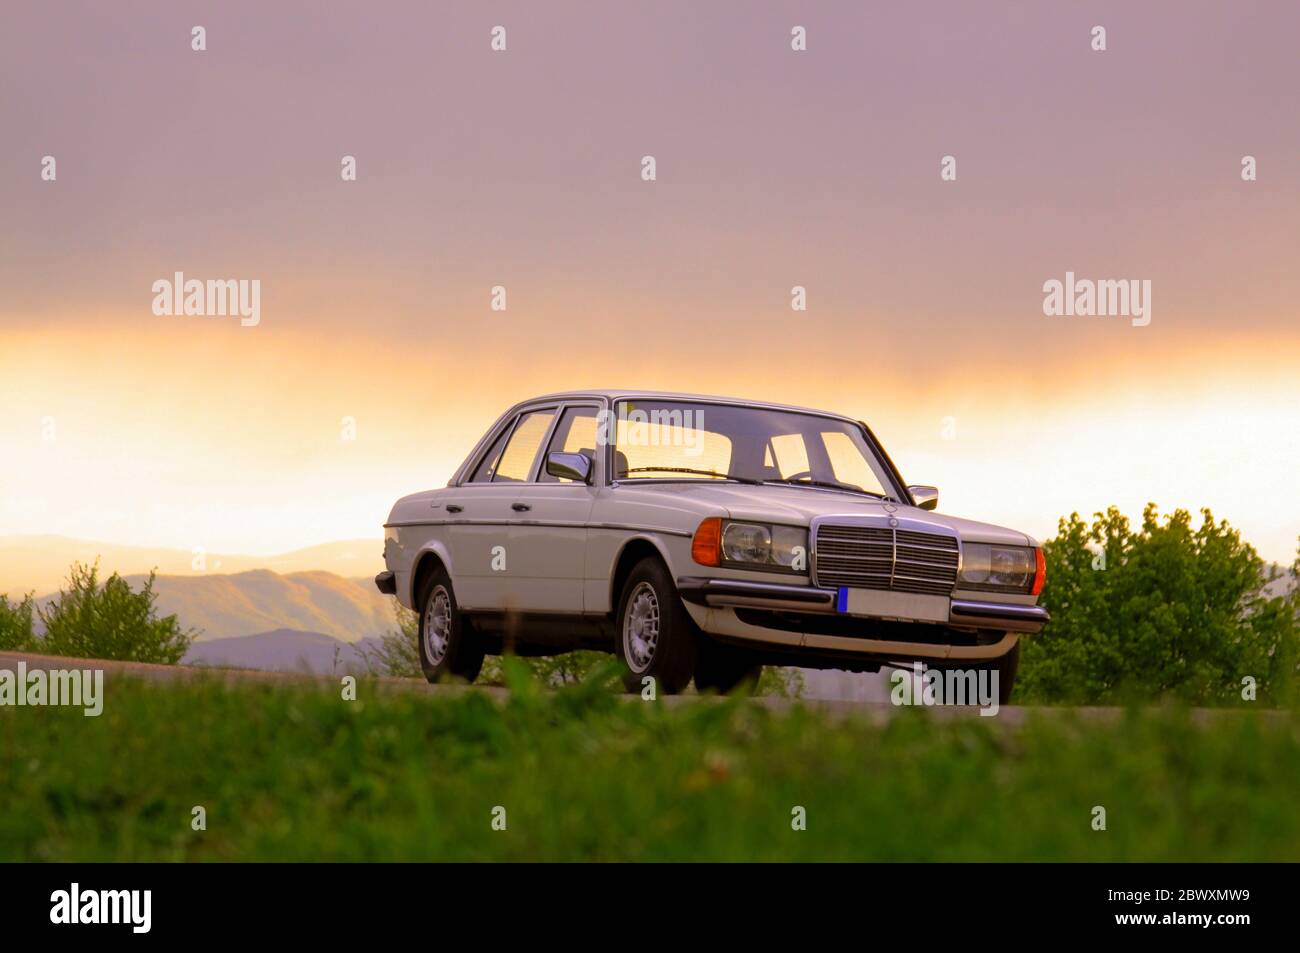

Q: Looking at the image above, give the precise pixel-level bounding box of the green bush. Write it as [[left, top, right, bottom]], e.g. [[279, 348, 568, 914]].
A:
[[480, 649, 611, 687], [359, 602, 423, 678], [359, 601, 614, 685], [37, 562, 195, 664], [0, 593, 36, 652], [1020, 504, 1298, 705]]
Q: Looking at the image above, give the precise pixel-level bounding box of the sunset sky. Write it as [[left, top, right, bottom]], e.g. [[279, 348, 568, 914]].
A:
[[2, 2, 1298, 564]]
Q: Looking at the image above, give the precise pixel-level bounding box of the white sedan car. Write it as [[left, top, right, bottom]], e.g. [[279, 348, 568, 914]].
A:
[[377, 390, 1048, 700]]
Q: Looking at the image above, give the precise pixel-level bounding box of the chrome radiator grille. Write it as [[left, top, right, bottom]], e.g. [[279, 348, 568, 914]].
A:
[[813, 524, 959, 595]]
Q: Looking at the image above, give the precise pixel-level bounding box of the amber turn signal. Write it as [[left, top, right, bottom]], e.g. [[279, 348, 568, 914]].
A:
[[1030, 547, 1046, 596], [692, 517, 723, 566]]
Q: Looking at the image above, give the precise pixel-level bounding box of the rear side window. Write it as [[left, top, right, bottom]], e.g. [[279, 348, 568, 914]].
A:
[[492, 409, 557, 482]]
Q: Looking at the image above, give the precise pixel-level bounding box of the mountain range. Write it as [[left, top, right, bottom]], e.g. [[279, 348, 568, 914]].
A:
[[0, 534, 384, 598], [29, 568, 396, 644]]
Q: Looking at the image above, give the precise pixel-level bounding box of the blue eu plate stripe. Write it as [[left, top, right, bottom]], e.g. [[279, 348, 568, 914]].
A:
[[836, 587, 849, 613]]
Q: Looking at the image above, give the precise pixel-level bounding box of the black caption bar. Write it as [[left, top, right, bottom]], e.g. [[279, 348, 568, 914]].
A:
[[0, 862, 1282, 941]]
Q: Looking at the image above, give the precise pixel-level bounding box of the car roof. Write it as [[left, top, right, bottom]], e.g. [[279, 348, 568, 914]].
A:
[[517, 389, 859, 422], [450, 390, 872, 486]]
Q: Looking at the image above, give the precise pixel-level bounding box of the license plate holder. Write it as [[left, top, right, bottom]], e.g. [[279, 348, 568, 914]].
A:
[[836, 586, 950, 624]]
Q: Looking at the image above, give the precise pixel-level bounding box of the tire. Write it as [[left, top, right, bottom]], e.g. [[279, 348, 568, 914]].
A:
[[974, 639, 1019, 705], [694, 638, 763, 695], [615, 557, 698, 695], [416, 566, 485, 684]]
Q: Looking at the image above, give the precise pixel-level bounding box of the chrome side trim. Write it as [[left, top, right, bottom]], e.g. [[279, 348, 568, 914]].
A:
[[590, 522, 693, 538], [385, 519, 693, 537]]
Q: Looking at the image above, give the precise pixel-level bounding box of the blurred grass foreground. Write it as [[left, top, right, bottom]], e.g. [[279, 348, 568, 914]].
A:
[[2, 668, 1297, 862]]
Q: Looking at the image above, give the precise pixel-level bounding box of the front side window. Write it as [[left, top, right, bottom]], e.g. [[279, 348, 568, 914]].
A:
[[492, 409, 556, 482], [611, 399, 895, 498], [539, 406, 599, 483]]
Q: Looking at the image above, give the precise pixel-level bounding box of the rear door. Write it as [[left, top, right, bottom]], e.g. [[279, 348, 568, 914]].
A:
[[447, 406, 556, 610]]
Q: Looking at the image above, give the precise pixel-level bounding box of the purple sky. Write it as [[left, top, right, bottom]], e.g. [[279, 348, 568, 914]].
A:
[[1, 2, 1297, 559]]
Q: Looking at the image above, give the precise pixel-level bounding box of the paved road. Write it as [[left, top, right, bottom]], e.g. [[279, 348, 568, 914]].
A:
[[0, 650, 1281, 725], [0, 649, 438, 691]]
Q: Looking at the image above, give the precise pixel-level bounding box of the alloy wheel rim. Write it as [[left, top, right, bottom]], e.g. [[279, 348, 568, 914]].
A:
[[623, 581, 660, 672], [424, 586, 452, 665]]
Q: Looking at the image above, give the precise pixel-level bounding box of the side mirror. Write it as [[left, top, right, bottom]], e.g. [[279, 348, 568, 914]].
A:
[[908, 485, 939, 511], [546, 451, 593, 484]]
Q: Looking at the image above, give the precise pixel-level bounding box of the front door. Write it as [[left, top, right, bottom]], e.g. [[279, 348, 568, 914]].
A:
[[508, 403, 601, 613]]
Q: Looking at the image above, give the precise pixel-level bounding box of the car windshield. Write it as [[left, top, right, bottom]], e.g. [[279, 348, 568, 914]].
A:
[[610, 399, 897, 499]]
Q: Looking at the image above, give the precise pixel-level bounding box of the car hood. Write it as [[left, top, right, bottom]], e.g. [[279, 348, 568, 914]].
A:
[[625, 482, 1037, 547]]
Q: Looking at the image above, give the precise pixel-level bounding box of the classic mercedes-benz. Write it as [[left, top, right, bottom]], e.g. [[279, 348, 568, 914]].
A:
[[376, 390, 1048, 700]]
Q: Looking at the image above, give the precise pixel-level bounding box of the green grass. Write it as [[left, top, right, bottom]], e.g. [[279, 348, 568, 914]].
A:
[[2, 670, 1298, 861]]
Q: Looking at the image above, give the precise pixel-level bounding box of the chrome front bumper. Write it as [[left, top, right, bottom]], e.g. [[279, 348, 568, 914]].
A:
[[948, 599, 1049, 632], [676, 576, 1049, 633]]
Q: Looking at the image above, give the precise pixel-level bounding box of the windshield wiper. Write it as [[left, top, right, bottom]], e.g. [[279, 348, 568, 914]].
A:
[[763, 478, 890, 499], [622, 467, 762, 485]]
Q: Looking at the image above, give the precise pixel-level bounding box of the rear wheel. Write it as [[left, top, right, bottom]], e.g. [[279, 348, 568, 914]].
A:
[[694, 638, 763, 695], [615, 557, 698, 694], [416, 567, 484, 684]]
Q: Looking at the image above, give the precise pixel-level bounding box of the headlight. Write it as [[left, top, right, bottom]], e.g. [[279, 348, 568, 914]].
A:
[[694, 519, 808, 572], [959, 543, 1042, 593], [722, 522, 771, 563]]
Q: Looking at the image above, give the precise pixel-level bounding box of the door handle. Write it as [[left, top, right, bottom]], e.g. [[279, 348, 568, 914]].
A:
[[445, 504, 463, 513], [512, 503, 531, 512]]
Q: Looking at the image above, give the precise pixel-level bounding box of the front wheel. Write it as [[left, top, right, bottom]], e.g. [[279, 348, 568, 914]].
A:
[[615, 557, 698, 695], [416, 567, 485, 684]]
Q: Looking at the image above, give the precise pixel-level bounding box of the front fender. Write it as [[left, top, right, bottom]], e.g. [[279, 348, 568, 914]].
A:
[[599, 532, 694, 614]]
